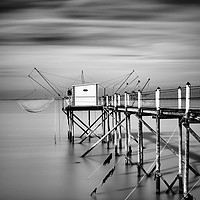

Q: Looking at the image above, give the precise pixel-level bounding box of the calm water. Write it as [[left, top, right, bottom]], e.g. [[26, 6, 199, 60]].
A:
[[0, 101, 199, 200]]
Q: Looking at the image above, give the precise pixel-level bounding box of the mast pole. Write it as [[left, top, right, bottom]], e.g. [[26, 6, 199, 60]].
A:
[[34, 68, 62, 98]]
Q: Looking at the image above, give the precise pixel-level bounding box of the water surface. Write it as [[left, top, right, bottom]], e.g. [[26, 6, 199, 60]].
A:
[[0, 101, 199, 200]]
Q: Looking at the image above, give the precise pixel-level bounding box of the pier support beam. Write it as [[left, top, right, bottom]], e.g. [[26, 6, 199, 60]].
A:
[[78, 113, 103, 139], [155, 87, 161, 194], [137, 90, 144, 176], [155, 112, 161, 194], [118, 111, 123, 149], [118, 94, 123, 149], [106, 109, 111, 149], [114, 94, 119, 156], [66, 110, 70, 140], [137, 112, 144, 176], [183, 82, 191, 198], [178, 117, 183, 193], [183, 114, 190, 198], [106, 95, 110, 149], [125, 92, 132, 164], [81, 118, 125, 157], [102, 109, 106, 143], [125, 113, 132, 163], [69, 110, 74, 143], [88, 110, 91, 142]]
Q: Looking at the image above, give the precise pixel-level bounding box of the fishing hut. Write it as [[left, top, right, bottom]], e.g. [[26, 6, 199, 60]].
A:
[[62, 82, 104, 143]]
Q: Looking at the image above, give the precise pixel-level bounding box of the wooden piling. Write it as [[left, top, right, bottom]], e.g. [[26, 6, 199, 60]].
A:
[[125, 114, 131, 159], [178, 86, 183, 193], [125, 92, 132, 162], [125, 92, 128, 161], [138, 113, 143, 176], [111, 95, 115, 143], [155, 113, 161, 194], [66, 110, 70, 140], [155, 87, 161, 194], [114, 93, 118, 156], [137, 90, 143, 176], [118, 94, 123, 149], [183, 82, 191, 197], [178, 86, 182, 109], [88, 110, 91, 142], [106, 109, 110, 149], [184, 113, 190, 197], [69, 110, 74, 143], [102, 109, 106, 143], [105, 95, 110, 149], [178, 117, 183, 193]]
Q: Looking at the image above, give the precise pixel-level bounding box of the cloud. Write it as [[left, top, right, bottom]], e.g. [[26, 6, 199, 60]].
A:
[[159, 0, 200, 5]]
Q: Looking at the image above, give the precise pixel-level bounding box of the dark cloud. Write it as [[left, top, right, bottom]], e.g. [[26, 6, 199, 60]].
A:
[[159, 0, 200, 5], [0, 0, 65, 12]]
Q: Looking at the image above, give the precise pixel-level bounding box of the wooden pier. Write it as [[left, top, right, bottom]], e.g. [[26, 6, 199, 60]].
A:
[[62, 82, 200, 200]]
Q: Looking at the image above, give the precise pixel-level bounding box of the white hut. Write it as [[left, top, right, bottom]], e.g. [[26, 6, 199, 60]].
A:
[[72, 83, 99, 106]]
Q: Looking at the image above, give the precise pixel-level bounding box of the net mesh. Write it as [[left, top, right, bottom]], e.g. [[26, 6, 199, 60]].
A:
[[17, 99, 54, 113]]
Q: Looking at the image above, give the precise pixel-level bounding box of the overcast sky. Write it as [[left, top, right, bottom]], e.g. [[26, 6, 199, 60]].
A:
[[0, 0, 200, 99]]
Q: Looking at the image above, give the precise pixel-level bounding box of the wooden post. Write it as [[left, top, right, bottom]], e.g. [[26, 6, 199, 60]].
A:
[[155, 87, 161, 194], [112, 95, 115, 143], [178, 86, 182, 109], [137, 90, 143, 176], [125, 92, 128, 162], [128, 114, 132, 155], [127, 92, 130, 107], [125, 92, 132, 163], [66, 110, 70, 140], [62, 98, 65, 110], [183, 82, 191, 197], [71, 110, 75, 144], [114, 93, 118, 156], [118, 94, 122, 149], [185, 82, 190, 114], [105, 95, 108, 110], [106, 95, 110, 149], [106, 109, 110, 149], [184, 114, 190, 198], [138, 89, 142, 109], [178, 117, 183, 193], [102, 109, 106, 143], [88, 110, 91, 142], [68, 110, 74, 143], [156, 87, 160, 110], [68, 110, 72, 141], [58, 100, 61, 141]]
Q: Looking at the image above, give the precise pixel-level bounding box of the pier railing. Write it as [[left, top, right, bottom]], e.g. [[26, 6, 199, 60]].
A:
[[101, 83, 200, 111]]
